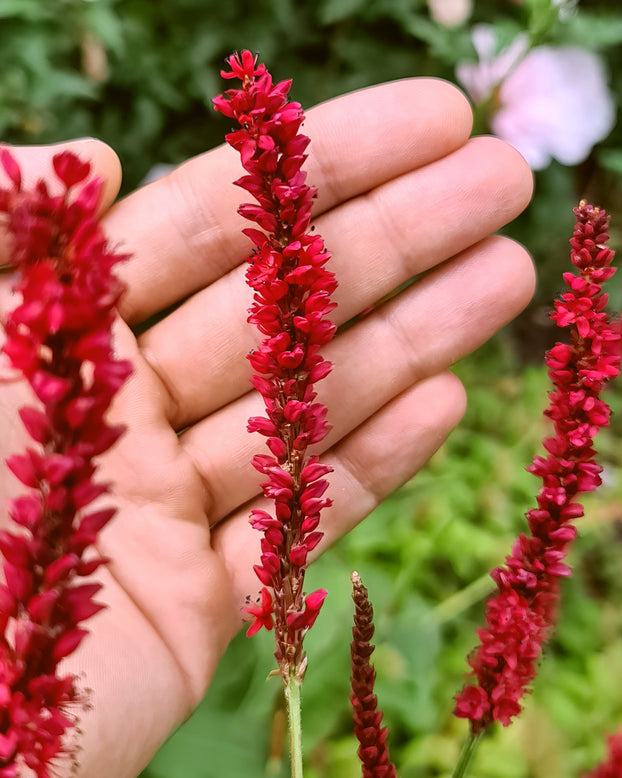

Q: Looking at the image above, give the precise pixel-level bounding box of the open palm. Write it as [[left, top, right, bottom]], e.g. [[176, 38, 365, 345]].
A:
[[0, 78, 534, 778]]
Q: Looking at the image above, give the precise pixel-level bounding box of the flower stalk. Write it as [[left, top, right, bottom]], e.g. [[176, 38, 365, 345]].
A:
[[450, 730, 483, 778], [214, 51, 337, 776], [285, 675, 304, 778], [454, 201, 620, 738], [0, 149, 131, 777]]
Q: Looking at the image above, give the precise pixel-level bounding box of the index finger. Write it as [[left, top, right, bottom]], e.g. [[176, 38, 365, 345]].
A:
[[103, 78, 473, 325]]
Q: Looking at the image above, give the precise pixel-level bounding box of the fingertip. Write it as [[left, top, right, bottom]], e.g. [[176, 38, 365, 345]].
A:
[[400, 371, 468, 455], [440, 370, 468, 430], [469, 135, 534, 215], [505, 234, 537, 305], [72, 138, 123, 209], [383, 78, 475, 174], [506, 140, 535, 211], [315, 370, 471, 546], [306, 77, 477, 208], [482, 234, 536, 317], [423, 76, 474, 146]]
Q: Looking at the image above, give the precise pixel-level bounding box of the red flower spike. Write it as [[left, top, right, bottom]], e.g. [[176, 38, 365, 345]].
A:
[[215, 52, 336, 684], [0, 150, 131, 775], [455, 202, 621, 734], [350, 572, 397, 778], [583, 730, 622, 778]]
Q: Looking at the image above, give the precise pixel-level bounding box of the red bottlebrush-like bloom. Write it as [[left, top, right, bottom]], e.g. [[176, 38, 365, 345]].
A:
[[0, 149, 131, 776], [214, 52, 336, 682], [350, 572, 396, 778], [583, 731, 622, 778], [454, 202, 620, 733]]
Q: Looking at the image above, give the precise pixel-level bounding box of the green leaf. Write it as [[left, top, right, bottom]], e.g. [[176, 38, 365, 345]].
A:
[[597, 148, 622, 175], [145, 631, 278, 778], [145, 704, 271, 778], [559, 11, 622, 47], [365, 592, 441, 730], [81, 2, 127, 57], [318, 0, 368, 25], [34, 69, 96, 102], [0, 0, 50, 20]]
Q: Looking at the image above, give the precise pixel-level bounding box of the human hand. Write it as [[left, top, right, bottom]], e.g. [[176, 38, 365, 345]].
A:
[[0, 77, 534, 778]]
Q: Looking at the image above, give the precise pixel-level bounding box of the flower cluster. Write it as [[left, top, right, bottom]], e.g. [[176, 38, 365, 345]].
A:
[[583, 731, 622, 778], [0, 149, 131, 777], [350, 572, 396, 778], [454, 202, 620, 732], [213, 51, 336, 682]]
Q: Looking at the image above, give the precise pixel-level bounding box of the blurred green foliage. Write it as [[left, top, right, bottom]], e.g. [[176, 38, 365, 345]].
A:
[[2, 1, 622, 776]]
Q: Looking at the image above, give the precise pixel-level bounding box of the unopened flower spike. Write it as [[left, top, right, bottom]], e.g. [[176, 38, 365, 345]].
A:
[[0, 148, 132, 777], [454, 202, 620, 742], [350, 572, 397, 778]]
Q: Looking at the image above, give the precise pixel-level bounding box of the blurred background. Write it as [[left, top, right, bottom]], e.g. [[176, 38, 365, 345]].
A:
[[2, 1, 622, 776]]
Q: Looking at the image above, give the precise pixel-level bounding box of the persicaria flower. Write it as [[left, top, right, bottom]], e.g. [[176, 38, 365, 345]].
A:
[[0, 148, 131, 776], [214, 52, 336, 683], [583, 730, 622, 778], [350, 572, 396, 778], [456, 25, 529, 105], [454, 202, 620, 733]]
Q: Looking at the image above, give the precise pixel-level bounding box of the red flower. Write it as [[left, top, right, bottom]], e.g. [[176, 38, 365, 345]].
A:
[[350, 572, 396, 778], [0, 149, 131, 776], [214, 52, 337, 683], [454, 202, 620, 733], [583, 730, 622, 778]]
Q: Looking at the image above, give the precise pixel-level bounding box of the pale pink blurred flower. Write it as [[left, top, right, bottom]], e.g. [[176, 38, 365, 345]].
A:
[[457, 26, 615, 169], [456, 25, 529, 104], [493, 47, 615, 169]]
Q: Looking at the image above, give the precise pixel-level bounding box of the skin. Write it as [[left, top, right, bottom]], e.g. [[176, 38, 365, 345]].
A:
[[0, 77, 535, 778]]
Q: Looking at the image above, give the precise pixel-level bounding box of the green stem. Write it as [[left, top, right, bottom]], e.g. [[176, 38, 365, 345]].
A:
[[285, 674, 304, 778], [430, 573, 493, 624], [451, 729, 483, 778]]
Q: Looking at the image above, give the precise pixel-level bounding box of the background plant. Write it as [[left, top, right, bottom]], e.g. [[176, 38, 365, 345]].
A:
[[2, 0, 621, 304], [2, 1, 622, 776]]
